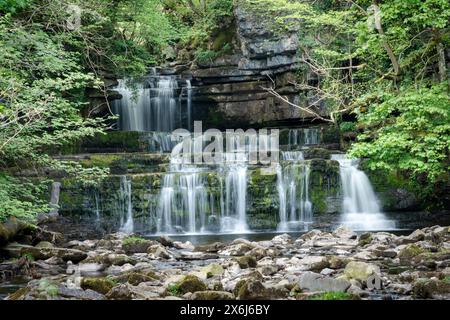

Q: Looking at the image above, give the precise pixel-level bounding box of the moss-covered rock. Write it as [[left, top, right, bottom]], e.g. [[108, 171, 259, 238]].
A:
[[81, 277, 116, 295], [342, 261, 380, 282], [236, 255, 257, 269], [413, 279, 450, 299], [191, 290, 235, 300], [398, 244, 426, 266], [200, 263, 224, 278], [176, 275, 207, 294], [122, 236, 155, 254]]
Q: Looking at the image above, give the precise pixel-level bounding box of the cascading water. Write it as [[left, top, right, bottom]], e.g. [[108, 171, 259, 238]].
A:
[[186, 80, 192, 131], [156, 168, 210, 234], [277, 160, 312, 231], [331, 154, 396, 230], [112, 73, 192, 133], [221, 164, 249, 233], [118, 176, 134, 234], [287, 128, 320, 148]]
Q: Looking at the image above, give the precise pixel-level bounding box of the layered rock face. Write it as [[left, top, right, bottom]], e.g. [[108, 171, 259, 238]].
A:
[[183, 0, 324, 128]]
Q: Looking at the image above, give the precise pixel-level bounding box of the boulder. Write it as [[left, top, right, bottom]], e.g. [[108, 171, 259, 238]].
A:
[[81, 277, 116, 295], [237, 279, 271, 300], [298, 272, 351, 292], [147, 244, 171, 259], [333, 226, 357, 240], [343, 261, 380, 282], [122, 238, 156, 254], [237, 256, 257, 269], [398, 244, 426, 265], [105, 283, 134, 300], [176, 275, 207, 294], [296, 256, 329, 272], [159, 235, 174, 247], [200, 263, 224, 278], [358, 233, 373, 246]]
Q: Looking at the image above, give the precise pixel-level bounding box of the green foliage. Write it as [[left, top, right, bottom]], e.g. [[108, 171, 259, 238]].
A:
[[167, 283, 181, 296], [38, 279, 59, 298], [123, 235, 147, 246], [0, 0, 31, 14], [164, 0, 234, 58], [309, 291, 354, 300], [0, 175, 50, 222], [254, 0, 450, 205], [339, 122, 356, 133]]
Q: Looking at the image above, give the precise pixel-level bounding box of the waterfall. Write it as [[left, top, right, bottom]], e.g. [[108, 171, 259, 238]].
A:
[[277, 162, 312, 231], [140, 132, 178, 153], [94, 191, 101, 223], [287, 128, 320, 149], [150, 76, 179, 132], [186, 80, 192, 131], [155, 162, 250, 235], [112, 74, 191, 132], [281, 151, 304, 161], [119, 176, 134, 234], [156, 169, 209, 234], [331, 154, 396, 230], [221, 164, 249, 233]]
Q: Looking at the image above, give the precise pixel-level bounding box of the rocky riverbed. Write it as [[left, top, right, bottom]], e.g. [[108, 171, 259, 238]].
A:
[[1, 225, 450, 300]]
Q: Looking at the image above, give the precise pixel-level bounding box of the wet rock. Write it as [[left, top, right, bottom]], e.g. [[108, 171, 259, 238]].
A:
[[81, 277, 115, 295], [237, 256, 257, 269], [298, 272, 351, 292], [191, 291, 235, 300], [342, 261, 380, 282]]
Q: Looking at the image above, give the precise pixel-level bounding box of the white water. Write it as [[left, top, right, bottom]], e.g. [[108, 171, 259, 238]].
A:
[[156, 162, 249, 234], [222, 164, 249, 233], [113, 75, 192, 133], [331, 154, 396, 231], [186, 80, 192, 131], [119, 176, 134, 233], [277, 162, 312, 231], [287, 128, 320, 148]]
